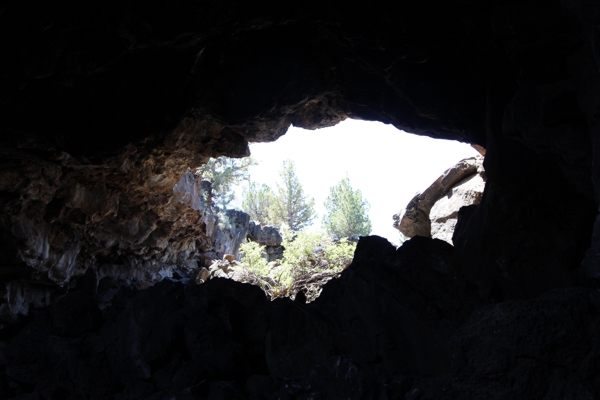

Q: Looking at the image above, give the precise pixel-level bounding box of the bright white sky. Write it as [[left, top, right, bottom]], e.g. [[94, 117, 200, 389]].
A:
[[232, 119, 477, 245]]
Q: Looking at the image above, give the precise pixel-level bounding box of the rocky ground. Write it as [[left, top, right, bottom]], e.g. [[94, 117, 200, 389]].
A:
[[2, 236, 599, 399]]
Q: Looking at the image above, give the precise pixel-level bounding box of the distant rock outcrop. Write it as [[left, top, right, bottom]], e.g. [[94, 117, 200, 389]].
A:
[[394, 155, 485, 244], [212, 212, 283, 262], [173, 172, 283, 262], [248, 222, 284, 261]]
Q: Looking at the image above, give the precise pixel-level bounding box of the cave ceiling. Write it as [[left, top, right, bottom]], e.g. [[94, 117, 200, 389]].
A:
[[0, 0, 517, 157]]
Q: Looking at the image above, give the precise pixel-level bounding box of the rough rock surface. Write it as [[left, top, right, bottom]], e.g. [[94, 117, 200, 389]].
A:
[[248, 222, 284, 261], [1, 0, 600, 398], [2, 237, 599, 399], [394, 155, 485, 242], [430, 169, 485, 244], [394, 155, 486, 244], [248, 222, 282, 247], [0, 163, 277, 321]]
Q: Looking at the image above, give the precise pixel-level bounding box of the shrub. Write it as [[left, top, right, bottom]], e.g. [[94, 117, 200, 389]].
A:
[[237, 240, 269, 276], [324, 238, 355, 270], [237, 228, 357, 301]]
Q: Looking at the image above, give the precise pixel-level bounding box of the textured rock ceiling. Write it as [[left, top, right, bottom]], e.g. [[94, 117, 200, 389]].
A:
[[1, 0, 509, 156], [1, 0, 600, 398]]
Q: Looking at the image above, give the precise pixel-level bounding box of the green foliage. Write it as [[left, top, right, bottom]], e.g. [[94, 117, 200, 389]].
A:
[[235, 160, 360, 300], [280, 227, 325, 269], [269, 159, 317, 231], [217, 210, 234, 230], [242, 182, 275, 226], [197, 156, 257, 210], [323, 176, 372, 238], [324, 238, 356, 270], [238, 227, 357, 301], [238, 240, 269, 276], [239, 159, 316, 231], [216, 209, 246, 231]]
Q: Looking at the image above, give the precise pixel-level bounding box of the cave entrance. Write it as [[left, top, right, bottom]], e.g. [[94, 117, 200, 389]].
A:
[[204, 119, 481, 302], [239, 119, 479, 244]]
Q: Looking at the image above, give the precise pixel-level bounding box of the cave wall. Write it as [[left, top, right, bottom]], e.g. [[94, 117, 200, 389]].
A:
[[1, 0, 600, 398]]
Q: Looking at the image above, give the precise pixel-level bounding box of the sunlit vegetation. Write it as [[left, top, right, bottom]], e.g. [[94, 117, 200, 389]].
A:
[[201, 156, 371, 301], [234, 227, 356, 302]]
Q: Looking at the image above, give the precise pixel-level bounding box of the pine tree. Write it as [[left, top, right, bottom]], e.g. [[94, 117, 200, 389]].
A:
[[242, 182, 275, 225], [270, 160, 316, 231], [197, 156, 257, 210], [323, 176, 372, 238]]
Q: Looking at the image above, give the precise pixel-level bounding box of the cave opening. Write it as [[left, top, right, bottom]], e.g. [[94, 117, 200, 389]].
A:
[[241, 118, 480, 244], [2, 0, 600, 396], [203, 118, 483, 302]]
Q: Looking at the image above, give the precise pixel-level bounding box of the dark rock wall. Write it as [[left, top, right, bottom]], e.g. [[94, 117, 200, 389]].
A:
[[454, 0, 599, 300], [1, 0, 503, 154], [3, 238, 599, 399], [1, 0, 600, 398], [0, 141, 246, 320]]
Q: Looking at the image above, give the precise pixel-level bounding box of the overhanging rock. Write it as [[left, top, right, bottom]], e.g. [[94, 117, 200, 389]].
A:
[[394, 155, 485, 243]]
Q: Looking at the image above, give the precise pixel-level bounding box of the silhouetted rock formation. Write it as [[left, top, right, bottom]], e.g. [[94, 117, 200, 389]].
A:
[[394, 155, 486, 244], [248, 222, 284, 262], [1, 0, 600, 398]]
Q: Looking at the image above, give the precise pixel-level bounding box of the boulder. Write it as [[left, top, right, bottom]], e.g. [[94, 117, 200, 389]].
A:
[[196, 267, 210, 284], [394, 155, 485, 243], [247, 221, 284, 261], [430, 161, 486, 244], [248, 222, 282, 247]]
